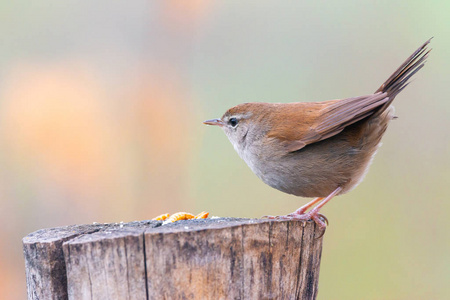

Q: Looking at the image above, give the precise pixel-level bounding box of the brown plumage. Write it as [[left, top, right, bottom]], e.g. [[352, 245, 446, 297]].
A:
[[204, 40, 431, 229]]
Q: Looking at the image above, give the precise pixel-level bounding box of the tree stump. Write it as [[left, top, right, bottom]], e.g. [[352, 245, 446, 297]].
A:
[[23, 218, 325, 300]]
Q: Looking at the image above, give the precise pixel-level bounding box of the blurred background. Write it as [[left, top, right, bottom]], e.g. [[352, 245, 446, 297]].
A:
[[0, 1, 448, 299]]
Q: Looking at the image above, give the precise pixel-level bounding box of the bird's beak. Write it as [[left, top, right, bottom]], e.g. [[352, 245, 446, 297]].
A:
[[203, 118, 224, 127]]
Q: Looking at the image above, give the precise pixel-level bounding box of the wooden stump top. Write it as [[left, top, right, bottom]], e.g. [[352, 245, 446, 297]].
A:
[[23, 218, 325, 300]]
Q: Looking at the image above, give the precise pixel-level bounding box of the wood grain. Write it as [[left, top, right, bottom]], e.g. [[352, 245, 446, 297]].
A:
[[23, 224, 102, 300], [23, 218, 325, 300]]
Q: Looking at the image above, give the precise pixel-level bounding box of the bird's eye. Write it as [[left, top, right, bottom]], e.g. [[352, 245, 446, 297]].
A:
[[229, 117, 238, 127]]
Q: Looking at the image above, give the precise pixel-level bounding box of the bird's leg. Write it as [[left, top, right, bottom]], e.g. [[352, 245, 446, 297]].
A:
[[292, 197, 324, 215], [303, 187, 342, 229], [263, 187, 342, 231]]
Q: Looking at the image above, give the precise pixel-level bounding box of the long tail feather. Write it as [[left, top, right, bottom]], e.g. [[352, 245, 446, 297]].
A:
[[374, 38, 431, 115]]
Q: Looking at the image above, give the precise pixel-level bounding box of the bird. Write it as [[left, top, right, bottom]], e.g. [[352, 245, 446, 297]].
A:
[[203, 40, 431, 231]]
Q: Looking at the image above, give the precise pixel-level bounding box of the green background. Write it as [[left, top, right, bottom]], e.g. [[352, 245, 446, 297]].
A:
[[0, 1, 448, 299]]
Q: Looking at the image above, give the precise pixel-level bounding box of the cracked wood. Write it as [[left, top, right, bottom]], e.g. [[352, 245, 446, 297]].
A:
[[23, 218, 324, 300]]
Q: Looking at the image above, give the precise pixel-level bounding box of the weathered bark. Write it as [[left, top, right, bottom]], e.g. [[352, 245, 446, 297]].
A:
[[23, 218, 325, 300], [23, 224, 102, 300]]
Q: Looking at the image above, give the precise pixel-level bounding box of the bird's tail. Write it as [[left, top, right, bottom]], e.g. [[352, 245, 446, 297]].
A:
[[374, 39, 431, 116]]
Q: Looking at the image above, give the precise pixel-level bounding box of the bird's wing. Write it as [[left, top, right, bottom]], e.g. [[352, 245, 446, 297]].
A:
[[267, 92, 390, 153], [267, 40, 430, 154]]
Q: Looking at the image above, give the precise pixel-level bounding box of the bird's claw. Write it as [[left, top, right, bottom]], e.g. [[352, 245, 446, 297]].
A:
[[316, 213, 328, 225], [262, 215, 289, 220], [262, 211, 328, 239]]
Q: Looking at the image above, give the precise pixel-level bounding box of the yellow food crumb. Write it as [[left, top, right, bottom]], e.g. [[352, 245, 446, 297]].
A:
[[152, 213, 170, 221], [195, 211, 209, 219]]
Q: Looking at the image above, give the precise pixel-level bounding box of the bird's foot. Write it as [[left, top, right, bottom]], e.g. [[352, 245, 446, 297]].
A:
[[262, 211, 328, 237]]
